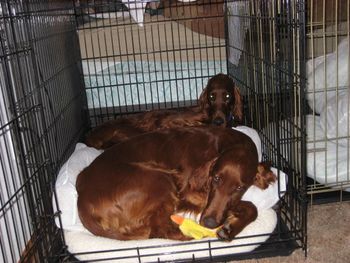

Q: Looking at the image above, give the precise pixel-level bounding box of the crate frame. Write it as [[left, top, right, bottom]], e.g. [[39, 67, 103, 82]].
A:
[[0, 1, 308, 262]]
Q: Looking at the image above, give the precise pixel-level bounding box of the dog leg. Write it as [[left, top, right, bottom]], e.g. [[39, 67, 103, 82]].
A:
[[216, 200, 258, 241], [148, 201, 191, 241]]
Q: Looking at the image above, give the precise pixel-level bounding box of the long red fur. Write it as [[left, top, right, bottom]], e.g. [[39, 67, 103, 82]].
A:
[[85, 73, 243, 149], [77, 127, 275, 241]]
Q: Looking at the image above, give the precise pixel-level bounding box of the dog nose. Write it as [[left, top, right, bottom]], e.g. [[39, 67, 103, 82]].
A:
[[202, 217, 218, 228], [212, 117, 224, 126]]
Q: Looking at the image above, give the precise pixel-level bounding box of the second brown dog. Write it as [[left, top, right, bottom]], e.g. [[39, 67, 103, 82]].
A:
[[85, 73, 242, 149]]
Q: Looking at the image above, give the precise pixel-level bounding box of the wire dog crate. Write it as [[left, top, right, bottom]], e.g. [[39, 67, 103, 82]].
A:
[[234, 0, 350, 205], [304, 0, 350, 203], [1, 0, 308, 262], [0, 1, 86, 262]]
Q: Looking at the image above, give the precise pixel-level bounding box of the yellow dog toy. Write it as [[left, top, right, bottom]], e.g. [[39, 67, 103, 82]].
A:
[[170, 214, 218, 239]]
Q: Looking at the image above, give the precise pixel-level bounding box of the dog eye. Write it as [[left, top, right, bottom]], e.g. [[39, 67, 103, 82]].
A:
[[209, 93, 216, 101], [236, 186, 244, 191], [225, 94, 231, 101], [213, 175, 220, 183]]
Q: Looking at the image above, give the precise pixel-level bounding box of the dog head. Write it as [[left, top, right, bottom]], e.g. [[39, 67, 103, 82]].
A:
[[199, 148, 257, 229], [199, 73, 243, 127]]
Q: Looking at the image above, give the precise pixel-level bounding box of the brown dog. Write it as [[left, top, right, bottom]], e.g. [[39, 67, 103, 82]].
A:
[[85, 73, 242, 149], [199, 73, 242, 127], [77, 127, 275, 241]]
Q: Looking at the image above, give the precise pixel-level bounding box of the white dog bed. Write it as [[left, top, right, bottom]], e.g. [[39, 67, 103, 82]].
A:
[[53, 126, 287, 262], [63, 209, 277, 262]]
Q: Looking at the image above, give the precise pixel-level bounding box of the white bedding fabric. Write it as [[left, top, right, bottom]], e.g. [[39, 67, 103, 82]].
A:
[[306, 115, 350, 191], [306, 38, 349, 114], [319, 94, 350, 145], [53, 126, 287, 260], [266, 116, 350, 191], [302, 35, 350, 191], [53, 144, 102, 232], [64, 209, 277, 262]]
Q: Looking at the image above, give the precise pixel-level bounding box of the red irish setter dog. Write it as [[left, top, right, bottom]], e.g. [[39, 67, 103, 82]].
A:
[[85, 73, 242, 149], [77, 127, 276, 241]]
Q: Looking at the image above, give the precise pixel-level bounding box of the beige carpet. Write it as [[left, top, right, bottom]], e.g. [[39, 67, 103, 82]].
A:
[[238, 202, 350, 263]]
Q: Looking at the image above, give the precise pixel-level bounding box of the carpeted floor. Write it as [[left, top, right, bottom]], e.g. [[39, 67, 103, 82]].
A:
[[238, 202, 350, 263]]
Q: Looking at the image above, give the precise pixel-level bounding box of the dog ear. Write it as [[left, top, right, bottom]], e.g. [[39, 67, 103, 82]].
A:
[[254, 162, 276, 189], [231, 85, 243, 123], [198, 84, 209, 112], [188, 157, 218, 191]]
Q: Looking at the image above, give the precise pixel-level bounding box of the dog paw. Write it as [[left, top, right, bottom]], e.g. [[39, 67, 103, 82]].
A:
[[216, 224, 232, 242]]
